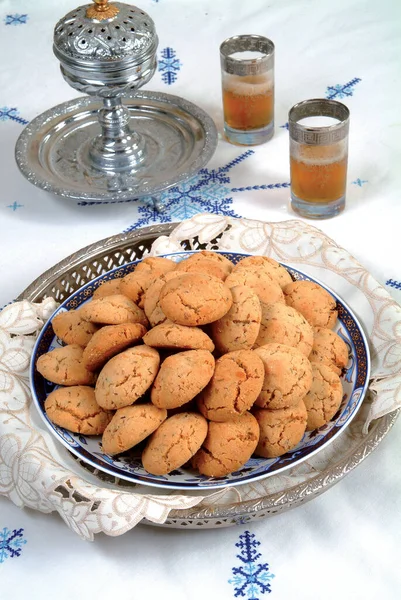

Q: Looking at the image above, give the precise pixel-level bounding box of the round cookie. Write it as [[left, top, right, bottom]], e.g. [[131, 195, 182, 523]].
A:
[[102, 404, 167, 455], [134, 256, 176, 275], [232, 256, 292, 289], [37, 344, 96, 386], [174, 258, 227, 280], [144, 271, 183, 327], [79, 295, 148, 327], [253, 400, 307, 458], [142, 412, 208, 475], [254, 302, 314, 357], [143, 321, 214, 352], [192, 412, 260, 477], [303, 363, 343, 430], [151, 349, 215, 409], [283, 280, 338, 329], [176, 251, 233, 277], [159, 273, 233, 326], [210, 285, 261, 354], [225, 267, 285, 305], [309, 327, 349, 375], [254, 343, 313, 409], [95, 345, 160, 410], [197, 350, 264, 421], [92, 278, 122, 299], [45, 386, 113, 435], [120, 257, 175, 307], [52, 310, 98, 347], [82, 322, 147, 372]]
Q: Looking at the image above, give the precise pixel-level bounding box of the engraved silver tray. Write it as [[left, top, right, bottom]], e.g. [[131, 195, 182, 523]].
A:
[[18, 223, 399, 529]]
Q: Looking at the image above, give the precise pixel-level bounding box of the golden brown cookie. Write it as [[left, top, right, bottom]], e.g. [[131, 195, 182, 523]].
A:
[[151, 349, 215, 409], [159, 273, 233, 326], [192, 412, 260, 477], [176, 251, 233, 277], [254, 343, 313, 409], [309, 327, 349, 375], [95, 346, 160, 410], [304, 363, 343, 430], [232, 256, 292, 289], [119, 257, 175, 307], [142, 412, 208, 475], [283, 280, 338, 329], [225, 267, 285, 305], [79, 295, 148, 327], [102, 404, 167, 455], [37, 345, 96, 386], [92, 278, 122, 300], [254, 302, 314, 356], [82, 323, 147, 372], [143, 321, 214, 352], [52, 310, 98, 347], [197, 350, 264, 421], [174, 258, 227, 280], [253, 400, 307, 458], [134, 256, 176, 275], [143, 271, 183, 327], [210, 285, 262, 354], [45, 386, 113, 435]]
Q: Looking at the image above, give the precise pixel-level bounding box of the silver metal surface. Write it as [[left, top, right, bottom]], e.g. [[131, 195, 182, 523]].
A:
[[220, 35, 274, 76], [15, 92, 218, 202], [17, 223, 400, 529], [289, 98, 350, 145]]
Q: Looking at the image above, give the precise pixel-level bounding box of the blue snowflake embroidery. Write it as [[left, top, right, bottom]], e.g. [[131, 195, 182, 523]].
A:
[[0, 528, 27, 563], [159, 47, 181, 85], [352, 178, 368, 187], [0, 107, 28, 125], [280, 122, 289, 130], [7, 201, 24, 211], [326, 78, 361, 100], [5, 14, 28, 26], [386, 279, 401, 291], [228, 531, 274, 599]]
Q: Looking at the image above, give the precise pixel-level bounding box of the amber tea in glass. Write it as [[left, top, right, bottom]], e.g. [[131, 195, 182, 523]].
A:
[[289, 99, 350, 219], [220, 36, 274, 145]]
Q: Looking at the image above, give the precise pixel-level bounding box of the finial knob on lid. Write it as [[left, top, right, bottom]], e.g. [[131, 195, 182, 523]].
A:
[[86, 0, 120, 20]]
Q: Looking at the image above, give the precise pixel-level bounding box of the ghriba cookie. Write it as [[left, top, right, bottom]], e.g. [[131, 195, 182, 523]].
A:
[[176, 251, 233, 277], [174, 258, 228, 280], [45, 386, 113, 435], [151, 349, 215, 409], [254, 302, 314, 357], [52, 310, 98, 347], [143, 271, 183, 327], [232, 256, 292, 289], [303, 363, 343, 430], [143, 321, 214, 352], [197, 350, 264, 421], [79, 294, 148, 327], [253, 400, 307, 458], [254, 343, 313, 409], [92, 278, 122, 300], [142, 412, 208, 475], [36, 344, 96, 386], [210, 285, 262, 354], [309, 327, 349, 375], [82, 322, 147, 372], [102, 404, 167, 455], [159, 273, 233, 326], [283, 280, 338, 329], [225, 267, 285, 305], [192, 412, 259, 477], [95, 346, 160, 410], [119, 257, 175, 307]]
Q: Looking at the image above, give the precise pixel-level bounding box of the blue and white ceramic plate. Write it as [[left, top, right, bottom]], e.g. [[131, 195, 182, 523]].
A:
[[30, 251, 371, 490]]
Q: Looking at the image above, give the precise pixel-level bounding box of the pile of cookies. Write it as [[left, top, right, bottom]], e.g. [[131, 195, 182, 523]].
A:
[[36, 251, 348, 479]]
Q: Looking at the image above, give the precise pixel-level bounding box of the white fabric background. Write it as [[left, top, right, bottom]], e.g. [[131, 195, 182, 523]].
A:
[[0, 0, 400, 598]]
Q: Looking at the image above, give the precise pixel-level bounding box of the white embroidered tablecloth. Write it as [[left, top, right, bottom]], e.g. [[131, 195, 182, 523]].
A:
[[0, 1, 400, 599]]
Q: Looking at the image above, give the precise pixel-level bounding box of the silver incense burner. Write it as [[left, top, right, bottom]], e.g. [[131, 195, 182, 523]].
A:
[[15, 0, 217, 203]]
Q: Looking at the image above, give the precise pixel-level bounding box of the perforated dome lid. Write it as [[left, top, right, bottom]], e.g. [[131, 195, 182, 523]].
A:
[[53, 0, 157, 68]]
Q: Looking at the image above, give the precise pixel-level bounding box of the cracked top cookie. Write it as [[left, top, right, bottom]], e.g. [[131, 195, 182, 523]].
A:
[[197, 350, 264, 422], [102, 404, 167, 455], [175, 251, 233, 278], [82, 322, 147, 372], [159, 273, 233, 326], [119, 257, 176, 307], [309, 327, 349, 375], [79, 294, 149, 327], [225, 267, 285, 305], [92, 278, 122, 300], [303, 363, 343, 430], [253, 399, 307, 458], [143, 271, 183, 327], [36, 344, 96, 386], [52, 309, 98, 347], [232, 256, 293, 289], [143, 321, 215, 352], [254, 343, 313, 409], [254, 302, 314, 357], [283, 280, 338, 329]]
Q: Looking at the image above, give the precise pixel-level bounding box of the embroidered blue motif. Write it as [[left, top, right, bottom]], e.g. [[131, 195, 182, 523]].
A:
[[280, 122, 289, 130], [326, 78, 361, 100], [228, 531, 274, 598], [352, 178, 368, 187], [5, 14, 28, 25], [0, 528, 27, 563], [0, 107, 28, 125], [386, 279, 401, 291], [159, 47, 181, 85], [7, 202, 24, 211]]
